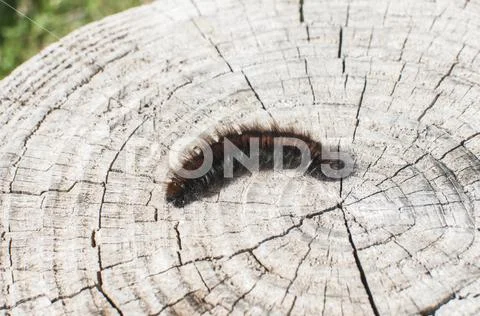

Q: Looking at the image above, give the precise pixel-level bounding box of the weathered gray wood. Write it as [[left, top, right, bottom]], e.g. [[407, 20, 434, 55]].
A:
[[1, 0, 480, 314]]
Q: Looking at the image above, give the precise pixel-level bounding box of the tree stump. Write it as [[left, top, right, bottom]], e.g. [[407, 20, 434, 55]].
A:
[[1, 0, 479, 314]]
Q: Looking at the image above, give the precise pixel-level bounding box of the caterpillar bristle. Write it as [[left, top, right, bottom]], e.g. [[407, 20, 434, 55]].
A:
[[165, 123, 344, 207]]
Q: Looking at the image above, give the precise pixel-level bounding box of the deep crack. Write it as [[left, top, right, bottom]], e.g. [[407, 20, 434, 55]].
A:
[[340, 205, 380, 316]]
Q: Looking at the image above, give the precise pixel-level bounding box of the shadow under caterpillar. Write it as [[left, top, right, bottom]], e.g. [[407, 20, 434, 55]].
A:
[[166, 123, 353, 207]]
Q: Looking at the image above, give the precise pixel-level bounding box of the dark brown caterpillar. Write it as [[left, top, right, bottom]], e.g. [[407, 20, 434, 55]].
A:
[[166, 123, 347, 207]]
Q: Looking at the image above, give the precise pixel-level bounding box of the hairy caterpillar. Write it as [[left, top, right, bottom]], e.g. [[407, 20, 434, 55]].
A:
[[166, 123, 349, 207]]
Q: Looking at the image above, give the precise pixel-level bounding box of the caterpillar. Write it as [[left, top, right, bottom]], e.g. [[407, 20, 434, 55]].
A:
[[165, 123, 350, 207]]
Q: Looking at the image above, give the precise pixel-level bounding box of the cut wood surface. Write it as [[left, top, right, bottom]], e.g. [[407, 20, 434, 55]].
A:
[[1, 0, 480, 315]]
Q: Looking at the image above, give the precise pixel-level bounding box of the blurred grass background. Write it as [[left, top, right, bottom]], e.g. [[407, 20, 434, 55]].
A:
[[0, 0, 151, 79]]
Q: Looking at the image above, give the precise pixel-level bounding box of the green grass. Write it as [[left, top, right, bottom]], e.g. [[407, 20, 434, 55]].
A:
[[0, 0, 150, 79]]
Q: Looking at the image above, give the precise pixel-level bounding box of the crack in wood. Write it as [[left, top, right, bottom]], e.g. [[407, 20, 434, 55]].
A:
[[352, 77, 367, 141], [249, 250, 270, 272], [151, 290, 198, 315], [0, 294, 46, 311], [376, 153, 428, 187], [338, 27, 343, 59], [440, 131, 480, 160], [96, 271, 124, 315], [419, 292, 456, 316], [174, 221, 183, 265], [286, 295, 297, 315], [227, 272, 265, 314], [304, 59, 316, 104], [50, 286, 96, 304], [299, 0, 305, 23], [281, 231, 317, 303], [435, 62, 458, 90], [192, 19, 234, 72], [194, 263, 211, 292], [189, 0, 202, 16], [97, 119, 147, 229], [242, 71, 274, 120], [340, 205, 380, 316]]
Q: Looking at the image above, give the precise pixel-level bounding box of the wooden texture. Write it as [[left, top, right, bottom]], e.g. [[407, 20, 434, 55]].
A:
[[1, 0, 480, 314]]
